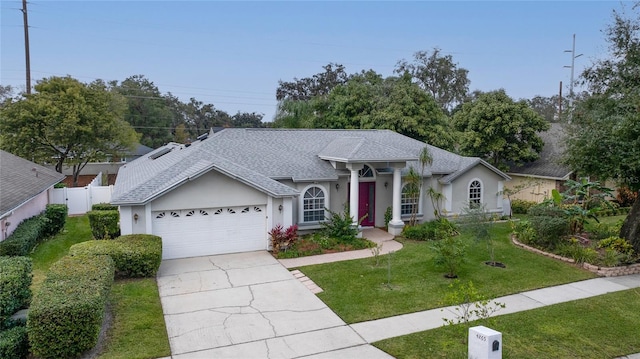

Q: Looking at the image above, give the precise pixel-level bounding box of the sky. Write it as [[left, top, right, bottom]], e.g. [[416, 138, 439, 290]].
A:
[[0, 1, 629, 122]]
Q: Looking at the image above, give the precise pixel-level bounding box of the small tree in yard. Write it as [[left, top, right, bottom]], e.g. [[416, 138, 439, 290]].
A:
[[460, 204, 501, 266], [431, 230, 466, 278]]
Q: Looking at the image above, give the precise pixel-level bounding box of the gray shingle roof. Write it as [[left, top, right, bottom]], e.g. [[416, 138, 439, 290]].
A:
[[508, 123, 572, 179], [112, 129, 510, 205], [0, 150, 65, 217]]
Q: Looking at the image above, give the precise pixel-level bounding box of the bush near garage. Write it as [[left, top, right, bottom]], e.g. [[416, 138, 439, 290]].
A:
[[27, 255, 115, 359], [87, 210, 120, 239], [91, 203, 119, 211], [0, 256, 32, 329], [69, 234, 162, 278]]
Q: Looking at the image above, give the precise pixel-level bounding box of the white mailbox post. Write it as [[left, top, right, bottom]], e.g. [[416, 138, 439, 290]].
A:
[[468, 326, 502, 359]]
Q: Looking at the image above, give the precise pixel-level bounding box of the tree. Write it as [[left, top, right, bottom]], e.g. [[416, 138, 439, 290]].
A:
[[319, 71, 457, 150], [564, 4, 640, 252], [276, 63, 349, 101], [395, 48, 470, 114], [0, 76, 139, 186], [231, 111, 265, 128], [112, 75, 174, 148], [452, 89, 550, 170]]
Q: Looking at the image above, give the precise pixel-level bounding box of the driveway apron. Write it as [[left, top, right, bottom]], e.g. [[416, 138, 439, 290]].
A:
[[157, 251, 393, 358]]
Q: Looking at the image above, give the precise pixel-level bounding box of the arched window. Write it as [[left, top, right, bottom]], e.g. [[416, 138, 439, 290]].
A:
[[359, 165, 374, 178], [469, 180, 482, 207], [401, 183, 419, 216], [303, 186, 325, 222]]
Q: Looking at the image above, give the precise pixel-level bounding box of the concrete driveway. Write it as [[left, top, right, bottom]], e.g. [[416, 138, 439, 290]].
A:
[[157, 251, 393, 358]]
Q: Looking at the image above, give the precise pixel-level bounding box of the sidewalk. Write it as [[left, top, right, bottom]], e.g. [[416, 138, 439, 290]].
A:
[[278, 228, 640, 357]]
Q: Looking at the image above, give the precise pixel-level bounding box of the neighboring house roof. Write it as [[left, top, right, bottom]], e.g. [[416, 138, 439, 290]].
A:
[[112, 129, 510, 205], [508, 123, 572, 180], [0, 150, 65, 218]]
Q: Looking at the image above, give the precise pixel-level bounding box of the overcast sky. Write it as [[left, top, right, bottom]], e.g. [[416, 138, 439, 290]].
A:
[[0, 1, 628, 121]]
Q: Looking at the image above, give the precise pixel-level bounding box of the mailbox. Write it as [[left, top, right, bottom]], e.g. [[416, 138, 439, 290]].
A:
[[468, 326, 502, 359]]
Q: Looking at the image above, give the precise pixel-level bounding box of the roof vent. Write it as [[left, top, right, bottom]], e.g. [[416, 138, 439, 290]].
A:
[[196, 133, 208, 141], [149, 148, 172, 160]]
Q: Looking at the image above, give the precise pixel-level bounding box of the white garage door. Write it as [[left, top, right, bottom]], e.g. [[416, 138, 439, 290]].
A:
[[152, 205, 267, 259]]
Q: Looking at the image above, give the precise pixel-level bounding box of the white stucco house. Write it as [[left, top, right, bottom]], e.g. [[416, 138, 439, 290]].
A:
[[111, 129, 510, 259]]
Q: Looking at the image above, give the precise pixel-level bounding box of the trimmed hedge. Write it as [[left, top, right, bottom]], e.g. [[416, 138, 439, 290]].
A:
[[27, 255, 115, 359], [87, 210, 120, 239], [69, 234, 162, 278], [43, 204, 68, 237], [0, 215, 48, 256], [0, 325, 28, 359], [0, 257, 32, 330], [92, 203, 118, 211]]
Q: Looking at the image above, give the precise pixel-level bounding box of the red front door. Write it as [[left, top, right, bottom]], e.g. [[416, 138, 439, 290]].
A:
[[358, 182, 375, 227]]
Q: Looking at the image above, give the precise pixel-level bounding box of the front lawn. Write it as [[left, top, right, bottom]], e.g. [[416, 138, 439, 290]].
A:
[[375, 288, 640, 359], [28, 215, 170, 359], [30, 215, 92, 290], [299, 222, 596, 323]]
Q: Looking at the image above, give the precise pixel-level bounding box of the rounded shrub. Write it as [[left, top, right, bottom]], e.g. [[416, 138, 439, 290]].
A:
[[87, 210, 120, 239], [0, 256, 32, 330]]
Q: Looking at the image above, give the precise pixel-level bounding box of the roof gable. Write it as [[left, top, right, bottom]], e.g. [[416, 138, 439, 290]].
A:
[[508, 123, 572, 179], [113, 129, 511, 205], [0, 150, 65, 217]]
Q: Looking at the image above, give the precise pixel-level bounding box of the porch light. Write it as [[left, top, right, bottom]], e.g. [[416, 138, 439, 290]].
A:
[[384, 182, 388, 189], [335, 183, 340, 191], [278, 204, 283, 212], [133, 213, 139, 222]]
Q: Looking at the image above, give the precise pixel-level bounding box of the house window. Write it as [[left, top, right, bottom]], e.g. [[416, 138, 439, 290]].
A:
[[303, 186, 325, 222], [401, 183, 419, 215], [469, 180, 482, 207], [359, 165, 374, 178]]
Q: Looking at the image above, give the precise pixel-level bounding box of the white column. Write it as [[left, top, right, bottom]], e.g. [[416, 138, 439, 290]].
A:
[[119, 206, 133, 235], [145, 203, 152, 234], [349, 168, 359, 226], [497, 181, 504, 210], [282, 197, 293, 228], [388, 166, 405, 235]]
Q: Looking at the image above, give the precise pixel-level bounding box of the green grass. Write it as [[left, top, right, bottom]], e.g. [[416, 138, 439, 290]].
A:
[[30, 215, 92, 290], [97, 278, 171, 359], [28, 215, 170, 359], [299, 222, 596, 323], [375, 288, 640, 359], [590, 214, 627, 227]]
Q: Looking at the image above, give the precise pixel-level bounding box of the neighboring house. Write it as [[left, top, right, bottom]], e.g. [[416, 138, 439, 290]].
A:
[[112, 129, 510, 259], [0, 150, 65, 240], [505, 123, 573, 202], [56, 143, 154, 186]]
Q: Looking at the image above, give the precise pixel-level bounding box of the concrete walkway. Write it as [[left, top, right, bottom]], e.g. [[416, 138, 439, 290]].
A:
[[278, 228, 402, 269], [277, 228, 640, 357]]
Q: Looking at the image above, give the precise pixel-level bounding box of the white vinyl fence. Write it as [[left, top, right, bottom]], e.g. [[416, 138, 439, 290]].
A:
[[49, 172, 114, 215]]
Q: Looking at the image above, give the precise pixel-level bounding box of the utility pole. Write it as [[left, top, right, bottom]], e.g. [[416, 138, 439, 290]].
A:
[[558, 81, 563, 121], [564, 34, 582, 110], [22, 0, 31, 94]]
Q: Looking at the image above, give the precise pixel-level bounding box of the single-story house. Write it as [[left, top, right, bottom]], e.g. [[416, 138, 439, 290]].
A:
[[505, 123, 572, 202], [0, 150, 65, 240], [111, 129, 510, 259]]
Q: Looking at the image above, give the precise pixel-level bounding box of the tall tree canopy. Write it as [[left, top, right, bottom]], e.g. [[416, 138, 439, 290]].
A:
[[395, 48, 470, 114], [276, 63, 349, 101], [112, 75, 174, 148], [0, 76, 139, 186], [564, 4, 640, 251], [452, 89, 549, 170], [273, 70, 455, 150]]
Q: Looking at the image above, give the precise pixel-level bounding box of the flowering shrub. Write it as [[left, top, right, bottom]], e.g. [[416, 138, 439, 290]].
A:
[[269, 224, 298, 254]]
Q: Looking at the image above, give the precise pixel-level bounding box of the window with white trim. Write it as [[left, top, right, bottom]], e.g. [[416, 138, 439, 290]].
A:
[[401, 183, 419, 216], [303, 186, 325, 222], [469, 180, 482, 207]]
